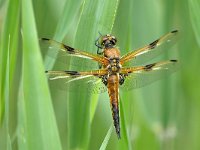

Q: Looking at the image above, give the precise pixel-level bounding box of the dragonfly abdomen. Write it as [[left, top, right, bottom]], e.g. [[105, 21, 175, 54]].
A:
[[107, 74, 120, 138]]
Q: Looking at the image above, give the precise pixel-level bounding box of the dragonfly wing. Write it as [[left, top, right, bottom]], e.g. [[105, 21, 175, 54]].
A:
[[40, 38, 108, 70], [46, 69, 108, 94], [120, 30, 179, 66], [120, 60, 179, 91]]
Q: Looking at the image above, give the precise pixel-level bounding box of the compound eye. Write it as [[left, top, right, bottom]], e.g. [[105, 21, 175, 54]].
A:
[[101, 40, 106, 45], [111, 38, 117, 45], [101, 37, 108, 45], [113, 37, 117, 43], [103, 37, 108, 41]]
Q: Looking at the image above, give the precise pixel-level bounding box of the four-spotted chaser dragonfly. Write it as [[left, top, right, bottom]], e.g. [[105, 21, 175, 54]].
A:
[[41, 30, 179, 139]]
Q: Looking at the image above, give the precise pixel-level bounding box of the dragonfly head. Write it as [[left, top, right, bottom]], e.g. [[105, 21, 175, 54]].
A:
[[100, 34, 117, 48]]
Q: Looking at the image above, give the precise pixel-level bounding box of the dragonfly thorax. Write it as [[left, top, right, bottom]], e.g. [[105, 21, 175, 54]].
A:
[[107, 58, 121, 74]]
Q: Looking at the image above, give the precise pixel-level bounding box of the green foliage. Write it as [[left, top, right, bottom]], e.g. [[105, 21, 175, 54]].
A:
[[20, 0, 62, 149], [1, 0, 200, 150], [189, 0, 200, 47]]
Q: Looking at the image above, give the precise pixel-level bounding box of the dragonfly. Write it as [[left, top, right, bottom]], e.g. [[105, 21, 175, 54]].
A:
[[41, 30, 179, 139]]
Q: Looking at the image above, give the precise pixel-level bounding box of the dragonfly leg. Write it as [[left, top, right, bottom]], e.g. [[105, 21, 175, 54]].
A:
[[119, 74, 128, 85], [101, 75, 108, 86], [95, 32, 104, 54], [95, 37, 103, 50]]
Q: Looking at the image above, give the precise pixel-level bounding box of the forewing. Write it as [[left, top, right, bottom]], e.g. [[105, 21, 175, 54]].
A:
[[120, 60, 179, 91], [120, 30, 179, 66], [40, 38, 107, 70]]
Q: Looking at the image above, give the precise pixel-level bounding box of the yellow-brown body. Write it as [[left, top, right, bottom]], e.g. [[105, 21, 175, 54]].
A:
[[103, 47, 121, 138], [104, 48, 120, 58], [107, 74, 120, 137]]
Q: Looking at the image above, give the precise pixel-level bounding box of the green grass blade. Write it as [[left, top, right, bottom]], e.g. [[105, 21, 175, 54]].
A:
[[99, 125, 112, 150], [44, 0, 83, 69], [7, 134, 12, 150], [0, 0, 20, 124], [0, 0, 20, 149], [179, 1, 200, 150], [21, 0, 62, 149], [189, 0, 200, 47], [53, 0, 83, 40], [118, 99, 132, 149], [114, 0, 178, 149], [0, 0, 5, 7], [17, 82, 27, 150]]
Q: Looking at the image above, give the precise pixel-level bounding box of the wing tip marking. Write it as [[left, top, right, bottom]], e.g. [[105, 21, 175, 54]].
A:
[[144, 63, 156, 71], [170, 59, 178, 62], [149, 39, 159, 49], [63, 45, 75, 52], [41, 37, 49, 41], [64, 71, 80, 75], [171, 30, 178, 33]]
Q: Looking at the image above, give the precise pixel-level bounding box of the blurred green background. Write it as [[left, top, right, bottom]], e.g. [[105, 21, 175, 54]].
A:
[[1, 0, 200, 149]]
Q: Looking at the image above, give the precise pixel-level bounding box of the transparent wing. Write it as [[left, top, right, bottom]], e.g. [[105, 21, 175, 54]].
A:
[[120, 30, 179, 66], [46, 69, 108, 94], [40, 38, 108, 70], [120, 60, 179, 91]]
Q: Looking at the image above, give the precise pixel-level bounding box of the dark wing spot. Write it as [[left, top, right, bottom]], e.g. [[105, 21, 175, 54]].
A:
[[64, 71, 80, 75], [149, 39, 159, 49], [45, 71, 49, 73], [144, 63, 156, 71], [170, 59, 178, 62], [41, 37, 50, 41], [63, 45, 75, 53], [171, 30, 178, 33]]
